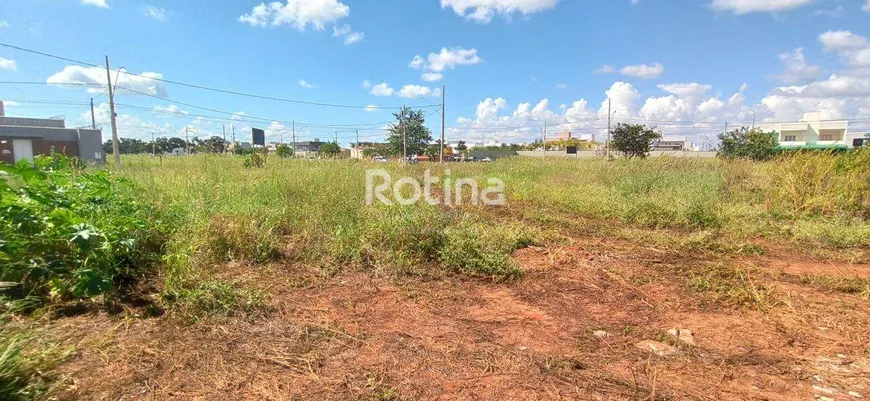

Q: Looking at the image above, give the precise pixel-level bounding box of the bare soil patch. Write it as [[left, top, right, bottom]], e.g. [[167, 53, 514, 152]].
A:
[[35, 236, 870, 400]]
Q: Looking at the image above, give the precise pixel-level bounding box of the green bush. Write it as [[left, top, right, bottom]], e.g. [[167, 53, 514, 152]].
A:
[[242, 153, 265, 168], [0, 155, 164, 302]]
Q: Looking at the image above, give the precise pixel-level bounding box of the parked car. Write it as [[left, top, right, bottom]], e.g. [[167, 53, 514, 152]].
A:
[[481, 156, 494, 162], [373, 156, 388, 162]]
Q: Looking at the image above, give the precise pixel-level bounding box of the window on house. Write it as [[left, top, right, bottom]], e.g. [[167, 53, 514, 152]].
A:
[[820, 134, 833, 141], [784, 135, 796, 142]]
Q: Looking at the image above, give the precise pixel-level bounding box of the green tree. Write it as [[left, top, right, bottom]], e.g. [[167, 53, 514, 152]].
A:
[[717, 128, 778, 161], [276, 144, 293, 158], [456, 140, 467, 151], [611, 123, 662, 159], [386, 107, 432, 157], [424, 143, 441, 160], [319, 141, 341, 157], [197, 136, 228, 153]]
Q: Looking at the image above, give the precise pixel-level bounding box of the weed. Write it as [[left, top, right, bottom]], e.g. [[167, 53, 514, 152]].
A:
[[688, 263, 780, 310], [161, 280, 265, 323]]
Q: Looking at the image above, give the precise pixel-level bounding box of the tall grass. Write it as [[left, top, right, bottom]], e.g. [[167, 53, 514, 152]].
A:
[[119, 150, 868, 299]]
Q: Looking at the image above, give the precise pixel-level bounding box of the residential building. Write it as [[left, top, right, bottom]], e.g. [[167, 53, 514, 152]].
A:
[[0, 102, 104, 164], [653, 136, 688, 151], [756, 112, 861, 149]]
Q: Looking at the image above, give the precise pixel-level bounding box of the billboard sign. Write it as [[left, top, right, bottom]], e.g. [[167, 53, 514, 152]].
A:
[[252, 128, 265, 146]]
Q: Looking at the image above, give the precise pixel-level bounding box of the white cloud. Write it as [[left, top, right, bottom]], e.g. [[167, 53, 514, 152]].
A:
[[239, 0, 350, 30], [773, 48, 824, 84], [152, 104, 188, 116], [422, 47, 482, 72], [814, 6, 843, 17], [819, 31, 870, 68], [365, 104, 378, 112], [619, 63, 664, 79], [594, 64, 616, 74], [370, 82, 394, 96], [398, 85, 439, 99], [299, 79, 316, 88], [3, 101, 20, 107], [47, 65, 167, 97], [409, 55, 425, 69], [332, 24, 364, 45], [0, 21, 10, 28], [0, 57, 17, 71], [864, 0, 870, 12], [143, 5, 167, 21], [555, 83, 567, 90], [441, 0, 559, 23], [421, 72, 443, 82], [710, 0, 813, 14], [82, 0, 109, 8], [86, 103, 174, 140], [362, 80, 372, 89]]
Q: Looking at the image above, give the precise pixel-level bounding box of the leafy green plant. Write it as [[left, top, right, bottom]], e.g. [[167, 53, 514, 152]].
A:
[[0, 154, 164, 303]]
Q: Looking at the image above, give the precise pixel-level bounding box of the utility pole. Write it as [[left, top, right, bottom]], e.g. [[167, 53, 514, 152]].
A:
[[151, 132, 155, 156], [440, 85, 445, 163], [751, 111, 756, 131], [231, 124, 236, 154], [335, 130, 338, 144], [402, 106, 407, 164], [356, 128, 360, 159], [185, 126, 190, 155], [222, 125, 227, 153], [292, 120, 296, 157], [606, 98, 612, 159], [104, 56, 120, 170], [543, 121, 547, 161], [90, 98, 96, 129]]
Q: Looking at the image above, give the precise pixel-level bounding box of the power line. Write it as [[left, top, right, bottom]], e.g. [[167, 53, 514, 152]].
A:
[[0, 43, 438, 110]]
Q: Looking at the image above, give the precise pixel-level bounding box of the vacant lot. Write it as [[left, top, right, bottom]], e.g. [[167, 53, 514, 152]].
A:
[[3, 152, 870, 400]]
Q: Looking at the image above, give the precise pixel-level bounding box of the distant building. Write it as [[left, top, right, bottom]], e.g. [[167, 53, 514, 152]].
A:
[[0, 102, 104, 164], [546, 132, 595, 145], [756, 112, 862, 149], [653, 136, 688, 151], [350, 142, 390, 159], [294, 139, 325, 152]]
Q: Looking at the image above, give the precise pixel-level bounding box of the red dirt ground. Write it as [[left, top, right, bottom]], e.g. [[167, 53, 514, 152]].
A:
[[34, 237, 870, 400]]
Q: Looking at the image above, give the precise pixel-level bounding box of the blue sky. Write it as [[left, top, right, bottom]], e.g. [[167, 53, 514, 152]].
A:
[[1, 0, 869, 147]]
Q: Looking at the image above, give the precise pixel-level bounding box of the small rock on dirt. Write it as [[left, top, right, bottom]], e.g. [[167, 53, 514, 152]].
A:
[[666, 328, 695, 345], [848, 391, 864, 399], [593, 330, 610, 339], [635, 340, 678, 357]]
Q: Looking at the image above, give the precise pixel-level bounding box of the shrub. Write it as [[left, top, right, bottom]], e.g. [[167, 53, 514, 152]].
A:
[[242, 153, 265, 168], [276, 144, 294, 158], [0, 155, 164, 302], [717, 128, 778, 161]]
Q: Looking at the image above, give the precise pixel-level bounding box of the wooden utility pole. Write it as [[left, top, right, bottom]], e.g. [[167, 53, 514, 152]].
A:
[[90, 98, 96, 129], [104, 56, 120, 169], [440, 85, 445, 163]]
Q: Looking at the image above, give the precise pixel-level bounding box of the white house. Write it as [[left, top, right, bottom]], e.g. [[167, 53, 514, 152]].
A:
[[653, 135, 688, 151], [756, 112, 861, 149]]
